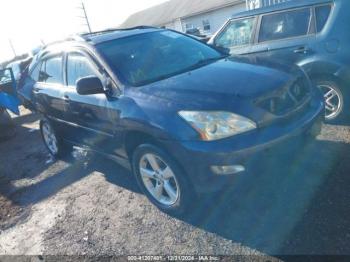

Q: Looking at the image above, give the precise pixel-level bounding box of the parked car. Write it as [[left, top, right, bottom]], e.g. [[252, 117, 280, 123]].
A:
[[5, 57, 32, 83], [20, 27, 324, 214], [0, 68, 20, 115], [6, 61, 22, 83], [209, 0, 349, 123], [186, 28, 211, 43], [0, 68, 19, 139], [15, 57, 35, 110]]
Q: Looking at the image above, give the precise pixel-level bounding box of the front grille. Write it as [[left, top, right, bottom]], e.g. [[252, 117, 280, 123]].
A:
[[258, 78, 310, 116]]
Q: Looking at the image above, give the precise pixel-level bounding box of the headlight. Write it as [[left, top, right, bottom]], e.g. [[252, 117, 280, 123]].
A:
[[178, 111, 257, 141]]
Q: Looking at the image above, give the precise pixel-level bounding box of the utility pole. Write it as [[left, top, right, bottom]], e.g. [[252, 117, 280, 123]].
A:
[[8, 39, 17, 57], [77, 2, 92, 33]]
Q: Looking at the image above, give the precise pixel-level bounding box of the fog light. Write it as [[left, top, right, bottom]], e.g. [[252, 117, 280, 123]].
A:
[[211, 165, 245, 175]]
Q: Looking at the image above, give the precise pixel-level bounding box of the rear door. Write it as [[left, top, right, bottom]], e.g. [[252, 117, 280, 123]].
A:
[[250, 6, 316, 65], [33, 54, 67, 132], [212, 16, 257, 55]]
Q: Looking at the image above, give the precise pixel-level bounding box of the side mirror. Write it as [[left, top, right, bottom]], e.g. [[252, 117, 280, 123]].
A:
[[76, 76, 104, 95]]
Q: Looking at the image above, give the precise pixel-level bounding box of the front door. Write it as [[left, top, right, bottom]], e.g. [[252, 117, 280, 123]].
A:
[[249, 7, 316, 65], [62, 51, 122, 156]]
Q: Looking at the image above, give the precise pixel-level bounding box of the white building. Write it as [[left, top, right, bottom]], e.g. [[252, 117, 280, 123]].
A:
[[121, 0, 292, 35], [121, 0, 247, 35], [246, 0, 290, 10]]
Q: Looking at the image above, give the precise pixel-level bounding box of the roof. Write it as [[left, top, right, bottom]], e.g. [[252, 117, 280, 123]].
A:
[[38, 27, 162, 55], [121, 0, 244, 28], [232, 0, 333, 19]]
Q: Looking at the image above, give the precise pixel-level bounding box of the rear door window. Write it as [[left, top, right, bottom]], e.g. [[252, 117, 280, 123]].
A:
[[259, 8, 312, 42], [315, 5, 332, 33], [38, 56, 63, 84], [215, 18, 255, 48], [66, 53, 98, 86]]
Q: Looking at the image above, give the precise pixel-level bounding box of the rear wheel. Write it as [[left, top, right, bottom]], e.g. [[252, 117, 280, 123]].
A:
[[132, 144, 194, 215], [315, 79, 346, 122], [40, 119, 72, 158]]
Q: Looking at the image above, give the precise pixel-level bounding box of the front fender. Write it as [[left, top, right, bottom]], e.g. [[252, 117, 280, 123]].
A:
[[300, 59, 350, 84]]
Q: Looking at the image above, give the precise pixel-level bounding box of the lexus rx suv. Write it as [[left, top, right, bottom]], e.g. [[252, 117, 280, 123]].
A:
[[209, 0, 349, 123], [21, 27, 324, 214]]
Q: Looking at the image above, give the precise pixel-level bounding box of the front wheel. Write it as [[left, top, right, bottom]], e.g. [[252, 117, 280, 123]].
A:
[[132, 144, 194, 215], [315, 79, 346, 122]]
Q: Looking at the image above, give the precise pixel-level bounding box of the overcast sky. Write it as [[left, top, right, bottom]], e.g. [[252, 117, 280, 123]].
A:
[[0, 0, 167, 62]]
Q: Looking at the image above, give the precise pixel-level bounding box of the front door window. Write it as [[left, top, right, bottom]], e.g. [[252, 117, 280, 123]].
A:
[[214, 18, 255, 48], [66, 53, 98, 87]]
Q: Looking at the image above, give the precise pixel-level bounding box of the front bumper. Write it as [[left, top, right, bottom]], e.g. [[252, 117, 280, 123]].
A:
[[161, 95, 325, 193]]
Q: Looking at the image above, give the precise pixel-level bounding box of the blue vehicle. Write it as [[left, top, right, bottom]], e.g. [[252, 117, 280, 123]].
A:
[[209, 0, 350, 122], [0, 68, 20, 114], [22, 27, 324, 214], [0, 68, 20, 139]]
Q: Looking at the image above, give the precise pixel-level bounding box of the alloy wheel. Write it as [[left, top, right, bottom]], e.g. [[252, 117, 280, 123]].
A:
[[42, 122, 58, 155], [139, 153, 180, 206], [318, 84, 343, 120]]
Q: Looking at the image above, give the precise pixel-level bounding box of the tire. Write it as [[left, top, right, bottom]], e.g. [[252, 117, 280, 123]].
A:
[[40, 119, 72, 158], [132, 144, 194, 215], [315, 79, 347, 123]]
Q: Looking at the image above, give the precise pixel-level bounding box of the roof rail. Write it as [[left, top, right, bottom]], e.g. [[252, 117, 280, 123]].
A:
[[118, 25, 158, 30], [79, 26, 158, 39]]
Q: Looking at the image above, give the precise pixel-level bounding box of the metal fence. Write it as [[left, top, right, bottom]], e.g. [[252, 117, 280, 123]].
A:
[[246, 0, 290, 10]]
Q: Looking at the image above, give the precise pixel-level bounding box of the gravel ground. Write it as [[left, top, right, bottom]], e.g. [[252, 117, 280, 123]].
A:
[[0, 107, 350, 258]]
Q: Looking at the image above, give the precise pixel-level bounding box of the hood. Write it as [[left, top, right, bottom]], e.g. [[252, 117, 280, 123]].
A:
[[128, 56, 302, 109]]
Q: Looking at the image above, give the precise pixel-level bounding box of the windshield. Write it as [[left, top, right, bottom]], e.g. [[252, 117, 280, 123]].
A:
[[97, 30, 223, 86]]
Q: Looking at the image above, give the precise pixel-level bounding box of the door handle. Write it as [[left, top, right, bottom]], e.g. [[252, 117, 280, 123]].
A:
[[294, 47, 310, 54], [33, 88, 41, 93]]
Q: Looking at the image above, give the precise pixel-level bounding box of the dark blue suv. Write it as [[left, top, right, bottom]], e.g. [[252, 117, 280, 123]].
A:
[[209, 0, 349, 122], [21, 27, 324, 214]]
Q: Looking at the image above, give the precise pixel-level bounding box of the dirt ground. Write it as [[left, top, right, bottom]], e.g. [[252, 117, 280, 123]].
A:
[[0, 107, 350, 257]]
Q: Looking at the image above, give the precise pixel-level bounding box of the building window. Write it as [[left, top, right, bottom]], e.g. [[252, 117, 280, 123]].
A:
[[203, 20, 211, 32], [185, 23, 194, 31]]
